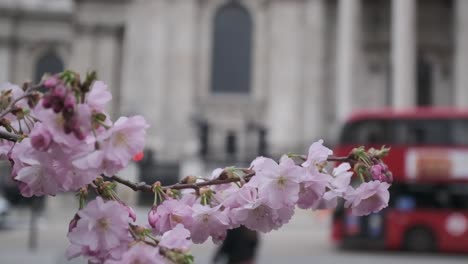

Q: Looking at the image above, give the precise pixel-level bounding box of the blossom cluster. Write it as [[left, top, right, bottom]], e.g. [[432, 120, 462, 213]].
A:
[[0, 73, 148, 197], [0, 72, 392, 264]]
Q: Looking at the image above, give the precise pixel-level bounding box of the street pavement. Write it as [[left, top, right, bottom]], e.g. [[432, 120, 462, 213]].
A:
[[0, 194, 467, 264]]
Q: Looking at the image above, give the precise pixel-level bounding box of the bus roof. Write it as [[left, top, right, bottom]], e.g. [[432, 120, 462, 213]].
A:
[[347, 108, 468, 123]]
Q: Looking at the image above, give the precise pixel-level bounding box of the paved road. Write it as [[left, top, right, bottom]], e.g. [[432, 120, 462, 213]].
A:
[[0, 195, 466, 264]]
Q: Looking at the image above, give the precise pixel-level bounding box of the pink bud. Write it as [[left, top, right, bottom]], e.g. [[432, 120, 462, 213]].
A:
[[30, 123, 52, 151], [148, 207, 159, 228], [73, 129, 85, 140], [124, 204, 137, 222], [71, 119, 85, 140], [370, 164, 384, 181], [52, 85, 66, 99], [52, 101, 63, 113], [43, 76, 58, 88], [64, 117, 79, 135], [64, 94, 76, 111], [64, 122, 72, 134], [41, 95, 52, 108], [68, 214, 80, 232]]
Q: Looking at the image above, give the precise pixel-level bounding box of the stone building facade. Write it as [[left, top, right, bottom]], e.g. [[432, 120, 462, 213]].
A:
[[0, 0, 465, 171]]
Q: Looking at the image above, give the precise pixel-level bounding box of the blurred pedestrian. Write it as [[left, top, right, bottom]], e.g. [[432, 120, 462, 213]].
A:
[[213, 226, 259, 264]]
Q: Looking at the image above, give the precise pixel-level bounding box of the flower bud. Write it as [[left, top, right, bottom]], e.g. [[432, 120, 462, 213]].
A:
[[122, 203, 136, 222], [68, 213, 80, 232], [181, 175, 197, 184], [41, 95, 52, 108], [148, 206, 159, 228], [52, 85, 66, 99], [370, 164, 385, 181], [43, 76, 59, 89], [64, 94, 76, 112], [52, 101, 63, 113]]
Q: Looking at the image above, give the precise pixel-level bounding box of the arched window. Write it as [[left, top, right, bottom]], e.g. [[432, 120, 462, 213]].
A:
[[34, 51, 64, 83], [211, 2, 253, 93]]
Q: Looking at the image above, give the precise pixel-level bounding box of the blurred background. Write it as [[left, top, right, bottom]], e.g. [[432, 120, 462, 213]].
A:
[[0, 0, 468, 263]]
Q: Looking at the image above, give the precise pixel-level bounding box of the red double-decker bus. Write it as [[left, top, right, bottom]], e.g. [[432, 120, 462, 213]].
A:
[[332, 108, 468, 253]]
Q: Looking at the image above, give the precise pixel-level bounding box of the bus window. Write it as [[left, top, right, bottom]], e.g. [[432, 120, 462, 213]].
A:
[[340, 120, 391, 145], [341, 118, 468, 146], [390, 183, 468, 210], [394, 120, 451, 145], [452, 120, 468, 146]]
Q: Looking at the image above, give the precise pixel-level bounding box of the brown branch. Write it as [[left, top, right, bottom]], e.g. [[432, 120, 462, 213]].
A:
[[108, 171, 255, 193], [326, 156, 352, 163], [107, 155, 355, 193], [109, 175, 153, 192]]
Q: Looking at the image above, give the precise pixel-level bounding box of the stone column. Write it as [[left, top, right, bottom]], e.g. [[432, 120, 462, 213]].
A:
[[162, 1, 197, 160], [454, 0, 468, 108], [391, 0, 416, 109], [267, 1, 303, 155], [302, 0, 326, 142], [121, 0, 168, 153], [95, 29, 123, 118], [0, 43, 11, 82], [336, 0, 361, 121]]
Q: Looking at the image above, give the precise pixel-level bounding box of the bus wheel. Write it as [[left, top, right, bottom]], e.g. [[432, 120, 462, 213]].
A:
[[403, 227, 436, 252]]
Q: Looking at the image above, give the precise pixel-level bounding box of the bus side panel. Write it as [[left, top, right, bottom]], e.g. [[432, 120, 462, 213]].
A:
[[386, 210, 468, 253]]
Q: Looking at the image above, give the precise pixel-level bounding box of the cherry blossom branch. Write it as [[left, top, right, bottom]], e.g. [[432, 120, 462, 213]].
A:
[[107, 171, 256, 193], [107, 155, 357, 194]]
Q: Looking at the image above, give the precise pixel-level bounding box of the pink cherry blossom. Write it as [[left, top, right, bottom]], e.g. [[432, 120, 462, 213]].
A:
[[148, 199, 194, 234], [104, 243, 166, 264], [159, 224, 192, 251], [248, 156, 303, 209], [344, 181, 390, 216], [297, 170, 332, 209], [86, 81, 112, 111], [97, 115, 149, 175], [30, 123, 52, 151], [320, 163, 354, 209], [67, 197, 132, 262], [190, 204, 230, 244], [12, 139, 62, 197], [14, 140, 98, 196], [217, 184, 242, 209], [302, 139, 332, 170], [230, 186, 294, 232], [73, 116, 148, 176], [33, 105, 81, 147], [14, 155, 61, 197], [49, 144, 101, 191]]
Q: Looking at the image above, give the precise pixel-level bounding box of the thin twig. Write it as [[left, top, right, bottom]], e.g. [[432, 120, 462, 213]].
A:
[[107, 155, 354, 193], [107, 171, 255, 193]]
